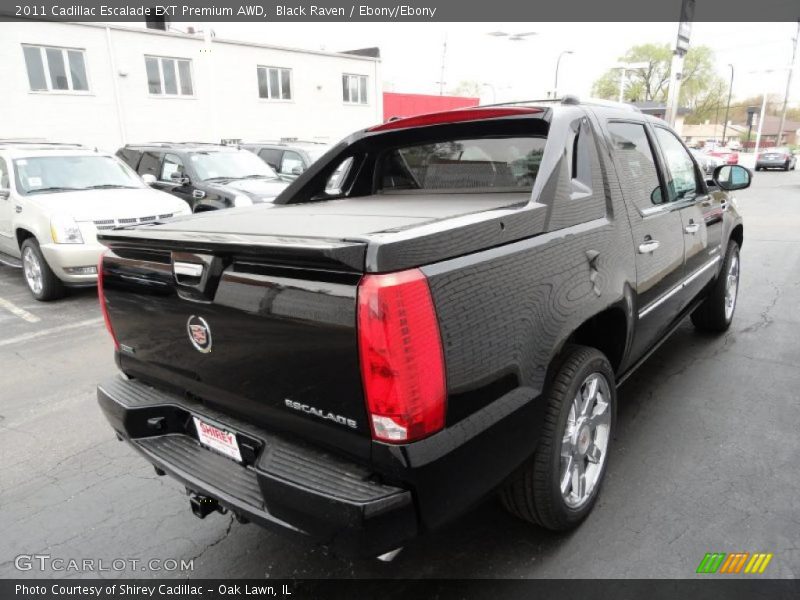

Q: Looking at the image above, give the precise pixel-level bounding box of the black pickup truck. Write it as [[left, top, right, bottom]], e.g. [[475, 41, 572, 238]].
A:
[[96, 99, 748, 559]]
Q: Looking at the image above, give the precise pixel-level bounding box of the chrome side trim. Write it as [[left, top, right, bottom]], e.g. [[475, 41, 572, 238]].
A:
[[638, 255, 721, 319]]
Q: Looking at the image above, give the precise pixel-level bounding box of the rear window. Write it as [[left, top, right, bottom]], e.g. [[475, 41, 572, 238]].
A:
[[378, 136, 546, 193]]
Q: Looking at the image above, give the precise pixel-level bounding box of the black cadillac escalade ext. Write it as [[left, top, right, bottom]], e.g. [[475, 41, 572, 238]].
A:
[[96, 98, 749, 559]]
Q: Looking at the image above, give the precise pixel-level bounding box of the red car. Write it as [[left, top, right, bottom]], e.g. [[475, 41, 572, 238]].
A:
[[707, 149, 739, 165]]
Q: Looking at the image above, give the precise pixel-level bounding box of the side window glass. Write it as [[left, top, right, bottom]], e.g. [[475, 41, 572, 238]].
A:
[[258, 148, 282, 171], [280, 151, 304, 175], [160, 153, 185, 182], [325, 156, 354, 195], [138, 152, 162, 177], [654, 127, 701, 202], [118, 149, 141, 169], [0, 158, 9, 188], [607, 122, 664, 209]]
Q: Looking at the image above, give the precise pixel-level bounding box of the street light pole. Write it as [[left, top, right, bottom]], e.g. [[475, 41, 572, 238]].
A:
[[777, 21, 800, 146], [754, 88, 769, 158], [721, 64, 734, 146], [554, 50, 573, 99]]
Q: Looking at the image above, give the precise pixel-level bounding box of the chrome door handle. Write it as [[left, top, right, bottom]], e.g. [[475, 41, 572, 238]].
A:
[[684, 223, 700, 234], [638, 240, 660, 254]]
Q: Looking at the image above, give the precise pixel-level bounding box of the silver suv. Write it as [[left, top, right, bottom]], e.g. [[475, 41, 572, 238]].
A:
[[0, 142, 191, 300]]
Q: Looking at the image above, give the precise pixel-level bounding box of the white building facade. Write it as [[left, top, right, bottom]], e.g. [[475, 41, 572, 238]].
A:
[[1, 20, 383, 152]]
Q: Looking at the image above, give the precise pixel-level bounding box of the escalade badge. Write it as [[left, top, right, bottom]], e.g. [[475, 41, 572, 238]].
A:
[[187, 315, 212, 353]]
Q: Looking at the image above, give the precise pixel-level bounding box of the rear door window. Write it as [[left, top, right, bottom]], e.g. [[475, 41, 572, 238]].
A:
[[378, 137, 546, 193], [117, 148, 142, 170], [137, 151, 162, 177], [258, 148, 282, 171], [607, 122, 664, 209]]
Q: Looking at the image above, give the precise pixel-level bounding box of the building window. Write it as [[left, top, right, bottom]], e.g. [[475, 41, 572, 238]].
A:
[[342, 74, 368, 104], [23, 45, 89, 92], [257, 66, 292, 100], [145, 56, 194, 96]]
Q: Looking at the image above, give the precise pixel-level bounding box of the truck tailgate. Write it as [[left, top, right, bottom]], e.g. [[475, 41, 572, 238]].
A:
[[100, 238, 372, 459]]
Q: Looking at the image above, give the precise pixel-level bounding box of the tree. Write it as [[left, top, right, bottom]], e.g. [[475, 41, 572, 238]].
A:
[[449, 80, 482, 98], [592, 44, 672, 102], [591, 43, 726, 124]]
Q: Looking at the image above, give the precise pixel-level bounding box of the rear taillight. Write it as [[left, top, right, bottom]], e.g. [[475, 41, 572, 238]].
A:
[[97, 250, 119, 350], [357, 269, 446, 443]]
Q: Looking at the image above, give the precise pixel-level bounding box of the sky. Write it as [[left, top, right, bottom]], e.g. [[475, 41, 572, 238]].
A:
[[158, 21, 799, 107]]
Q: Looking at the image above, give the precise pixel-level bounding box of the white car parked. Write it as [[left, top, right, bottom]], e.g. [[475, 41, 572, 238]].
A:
[[0, 142, 191, 300]]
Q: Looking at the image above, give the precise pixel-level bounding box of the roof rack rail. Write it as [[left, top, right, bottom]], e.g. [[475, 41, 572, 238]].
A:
[[479, 95, 641, 113], [479, 98, 562, 108], [124, 141, 228, 149], [0, 139, 85, 147]]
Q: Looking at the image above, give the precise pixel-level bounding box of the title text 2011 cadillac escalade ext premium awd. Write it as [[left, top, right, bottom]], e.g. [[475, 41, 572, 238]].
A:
[[96, 99, 749, 558]]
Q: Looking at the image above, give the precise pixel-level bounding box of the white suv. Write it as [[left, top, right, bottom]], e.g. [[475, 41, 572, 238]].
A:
[[0, 143, 191, 300]]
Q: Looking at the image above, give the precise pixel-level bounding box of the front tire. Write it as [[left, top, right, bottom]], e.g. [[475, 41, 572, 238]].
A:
[[21, 238, 65, 301], [691, 239, 740, 332], [501, 345, 615, 531]]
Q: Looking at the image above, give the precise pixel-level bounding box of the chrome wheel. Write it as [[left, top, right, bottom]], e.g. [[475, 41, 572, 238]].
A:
[[724, 250, 740, 321], [22, 246, 43, 296], [560, 373, 611, 509]]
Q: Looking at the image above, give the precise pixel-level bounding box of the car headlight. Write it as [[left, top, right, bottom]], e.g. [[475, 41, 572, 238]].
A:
[[233, 195, 253, 208], [50, 215, 84, 244]]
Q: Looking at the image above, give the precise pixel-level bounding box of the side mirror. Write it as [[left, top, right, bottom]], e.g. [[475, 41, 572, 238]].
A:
[[713, 165, 751, 191], [141, 174, 156, 185], [290, 166, 303, 176], [650, 186, 664, 205]]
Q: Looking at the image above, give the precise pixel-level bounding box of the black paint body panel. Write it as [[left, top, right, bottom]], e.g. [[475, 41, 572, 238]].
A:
[[97, 104, 743, 553]]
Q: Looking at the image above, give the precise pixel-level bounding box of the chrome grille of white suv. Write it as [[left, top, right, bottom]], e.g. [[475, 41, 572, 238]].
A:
[[93, 214, 174, 231]]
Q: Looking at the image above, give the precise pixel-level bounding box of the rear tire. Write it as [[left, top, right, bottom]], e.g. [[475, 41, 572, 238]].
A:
[[691, 239, 740, 332], [21, 238, 65, 301], [501, 345, 616, 531]]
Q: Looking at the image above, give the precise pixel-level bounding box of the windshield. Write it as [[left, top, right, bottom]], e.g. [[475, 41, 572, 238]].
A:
[[13, 155, 144, 195], [379, 137, 546, 193], [190, 150, 279, 181]]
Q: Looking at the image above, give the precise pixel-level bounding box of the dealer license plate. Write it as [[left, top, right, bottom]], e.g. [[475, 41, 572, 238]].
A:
[[193, 416, 242, 462]]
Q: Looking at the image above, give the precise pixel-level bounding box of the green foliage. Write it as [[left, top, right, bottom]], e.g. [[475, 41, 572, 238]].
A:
[[591, 43, 726, 124], [449, 80, 482, 98]]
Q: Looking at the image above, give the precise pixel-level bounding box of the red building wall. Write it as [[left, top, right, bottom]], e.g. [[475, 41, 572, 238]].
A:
[[383, 92, 480, 121]]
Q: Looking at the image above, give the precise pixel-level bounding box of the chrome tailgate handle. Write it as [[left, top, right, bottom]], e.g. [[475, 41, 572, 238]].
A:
[[173, 262, 204, 278]]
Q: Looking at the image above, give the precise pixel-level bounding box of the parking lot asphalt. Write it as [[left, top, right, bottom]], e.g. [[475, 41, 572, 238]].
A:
[[1, 170, 798, 580]]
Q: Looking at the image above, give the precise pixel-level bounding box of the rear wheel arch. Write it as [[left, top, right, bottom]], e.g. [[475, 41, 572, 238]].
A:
[[546, 303, 631, 388], [567, 305, 629, 375]]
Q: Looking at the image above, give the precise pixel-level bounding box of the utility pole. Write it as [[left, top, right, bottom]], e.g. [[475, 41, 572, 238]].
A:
[[665, 0, 695, 126], [777, 21, 800, 146], [722, 64, 734, 146]]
